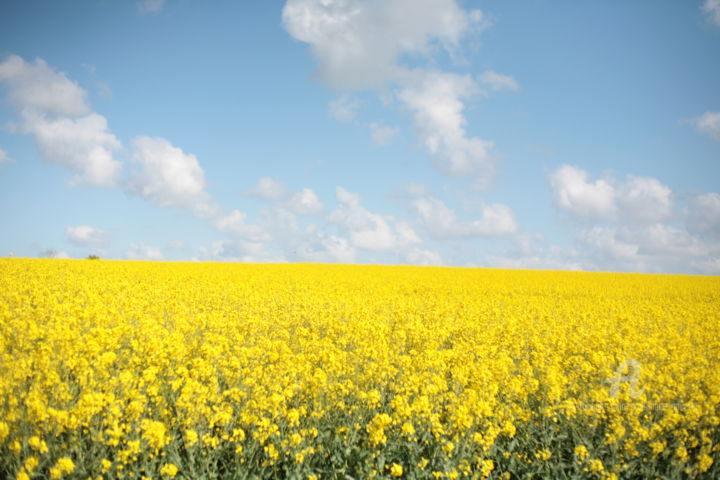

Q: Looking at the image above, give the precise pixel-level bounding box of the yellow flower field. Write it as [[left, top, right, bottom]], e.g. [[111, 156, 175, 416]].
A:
[[1, 258, 719, 479]]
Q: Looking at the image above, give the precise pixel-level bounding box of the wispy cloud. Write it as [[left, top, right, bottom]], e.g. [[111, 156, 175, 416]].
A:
[[138, 0, 166, 15], [67, 225, 110, 246]]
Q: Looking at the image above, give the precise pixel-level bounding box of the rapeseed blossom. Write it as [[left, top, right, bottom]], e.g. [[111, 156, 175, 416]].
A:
[[0, 258, 718, 479]]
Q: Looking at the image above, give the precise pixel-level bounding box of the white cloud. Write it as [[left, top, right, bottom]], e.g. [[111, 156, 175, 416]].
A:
[[125, 243, 164, 261], [578, 227, 641, 263], [283, 0, 498, 183], [203, 239, 274, 264], [138, 0, 166, 15], [576, 223, 716, 273], [403, 247, 443, 266], [288, 188, 324, 215], [702, 0, 720, 26], [313, 234, 356, 263], [0, 55, 123, 187], [245, 177, 288, 200], [409, 194, 518, 237], [329, 186, 421, 251], [213, 209, 271, 243], [66, 225, 110, 246], [398, 71, 495, 183], [617, 175, 672, 223], [486, 234, 582, 271], [692, 257, 720, 275], [329, 95, 360, 122], [282, 0, 479, 89], [262, 208, 357, 263], [21, 110, 123, 187], [213, 206, 355, 264], [549, 165, 616, 219], [245, 177, 323, 215], [0, 55, 90, 117], [549, 165, 674, 223], [694, 111, 720, 141], [126, 136, 215, 215], [368, 122, 400, 146], [685, 192, 720, 238], [478, 70, 519, 92], [0, 149, 12, 163]]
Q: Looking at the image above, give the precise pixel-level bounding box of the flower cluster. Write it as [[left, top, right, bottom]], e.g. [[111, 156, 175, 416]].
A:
[[0, 258, 718, 479]]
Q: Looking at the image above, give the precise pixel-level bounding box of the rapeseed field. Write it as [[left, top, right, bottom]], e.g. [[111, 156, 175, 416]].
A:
[[0, 258, 718, 479]]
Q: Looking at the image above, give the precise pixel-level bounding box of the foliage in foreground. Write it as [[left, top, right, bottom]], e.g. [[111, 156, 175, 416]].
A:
[[0, 259, 719, 479]]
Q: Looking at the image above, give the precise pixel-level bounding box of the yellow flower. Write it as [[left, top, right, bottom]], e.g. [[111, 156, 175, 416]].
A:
[[0, 422, 9, 442], [184, 428, 199, 446], [401, 421, 415, 436], [390, 463, 403, 477], [28, 436, 48, 453], [588, 459, 604, 473], [535, 449, 552, 461], [698, 453, 714, 473], [675, 446, 688, 462], [49, 457, 75, 479], [160, 463, 179, 478], [574, 445, 589, 461], [479, 459, 494, 478], [23, 456, 39, 473]]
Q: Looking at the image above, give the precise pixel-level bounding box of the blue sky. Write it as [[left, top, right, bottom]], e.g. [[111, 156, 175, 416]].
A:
[[1, 0, 719, 273]]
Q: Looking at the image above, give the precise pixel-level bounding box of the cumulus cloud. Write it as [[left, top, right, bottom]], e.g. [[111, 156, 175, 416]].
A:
[[477, 70, 519, 92], [126, 136, 217, 217], [576, 223, 715, 273], [694, 111, 720, 141], [549, 165, 672, 223], [288, 188, 324, 215], [702, 0, 720, 26], [283, 0, 501, 183], [0, 55, 123, 187], [685, 192, 720, 239], [213, 209, 271, 244], [617, 175, 672, 223], [260, 207, 357, 263], [21, 111, 123, 187], [409, 193, 518, 238], [329, 186, 421, 252], [544, 166, 719, 274], [398, 71, 495, 183], [66, 225, 110, 246], [282, 0, 479, 89], [125, 244, 164, 260], [245, 177, 324, 215], [0, 55, 90, 117], [329, 95, 360, 122], [549, 165, 616, 219]]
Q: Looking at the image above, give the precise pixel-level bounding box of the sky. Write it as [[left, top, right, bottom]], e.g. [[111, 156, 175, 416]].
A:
[[0, 0, 719, 274]]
